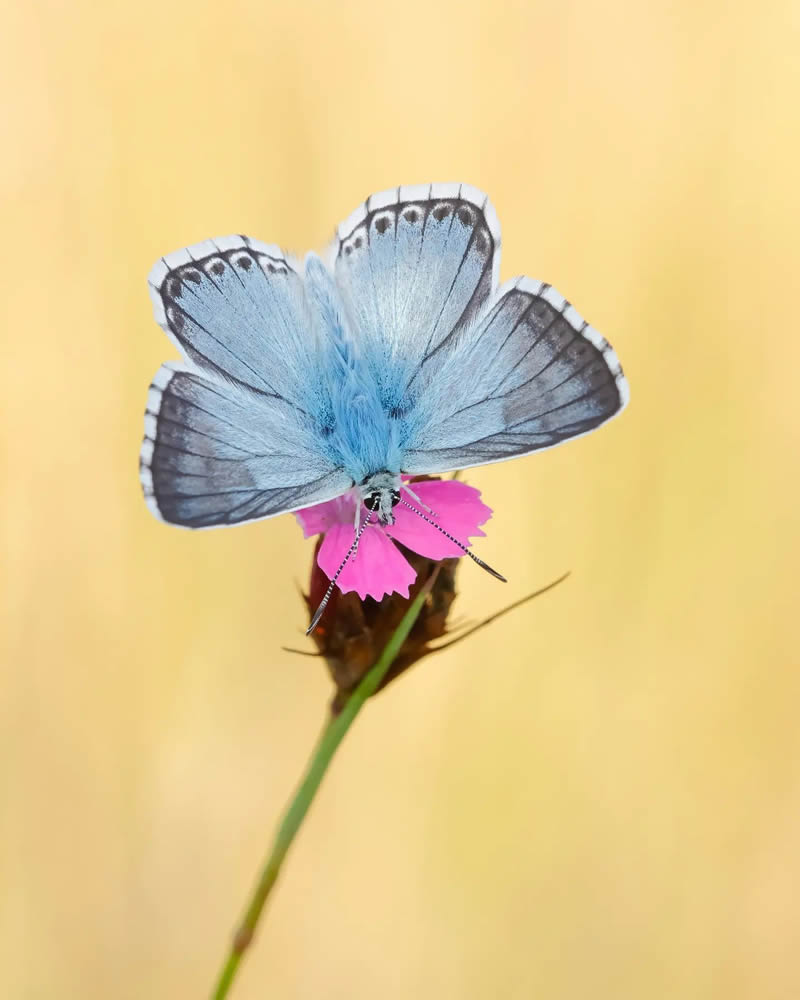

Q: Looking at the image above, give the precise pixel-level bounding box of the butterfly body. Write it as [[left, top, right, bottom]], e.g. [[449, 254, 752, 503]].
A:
[[302, 253, 403, 496], [141, 184, 627, 530]]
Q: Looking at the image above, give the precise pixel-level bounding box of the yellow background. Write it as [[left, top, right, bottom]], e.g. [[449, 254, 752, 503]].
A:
[[3, 2, 799, 997]]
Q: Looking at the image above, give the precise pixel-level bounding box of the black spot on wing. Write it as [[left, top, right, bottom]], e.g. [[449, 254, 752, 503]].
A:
[[456, 206, 473, 226]]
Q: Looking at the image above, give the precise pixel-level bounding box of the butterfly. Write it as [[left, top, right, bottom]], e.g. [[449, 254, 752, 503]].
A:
[[140, 184, 628, 630]]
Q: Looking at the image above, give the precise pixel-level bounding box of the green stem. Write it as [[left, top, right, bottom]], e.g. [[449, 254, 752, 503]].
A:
[[210, 569, 439, 1000]]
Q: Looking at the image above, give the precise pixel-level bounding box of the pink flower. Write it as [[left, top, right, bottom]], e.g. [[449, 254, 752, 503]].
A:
[[295, 479, 494, 601]]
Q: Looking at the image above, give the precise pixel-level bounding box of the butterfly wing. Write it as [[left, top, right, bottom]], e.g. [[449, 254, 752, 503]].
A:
[[142, 236, 351, 527], [140, 363, 351, 528], [331, 183, 500, 406], [401, 277, 629, 474], [142, 200, 626, 524], [148, 235, 311, 404]]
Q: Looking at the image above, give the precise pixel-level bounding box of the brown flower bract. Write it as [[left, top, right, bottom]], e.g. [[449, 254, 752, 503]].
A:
[[305, 541, 459, 714]]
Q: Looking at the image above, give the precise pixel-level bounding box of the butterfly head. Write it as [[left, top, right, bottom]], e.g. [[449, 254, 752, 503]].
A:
[[360, 471, 402, 525]]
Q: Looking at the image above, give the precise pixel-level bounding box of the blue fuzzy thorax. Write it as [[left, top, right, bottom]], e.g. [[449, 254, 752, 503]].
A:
[[304, 255, 404, 484]]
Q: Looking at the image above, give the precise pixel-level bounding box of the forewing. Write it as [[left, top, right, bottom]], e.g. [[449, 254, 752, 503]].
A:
[[148, 236, 309, 404], [140, 364, 351, 528], [401, 277, 628, 473], [332, 183, 500, 401]]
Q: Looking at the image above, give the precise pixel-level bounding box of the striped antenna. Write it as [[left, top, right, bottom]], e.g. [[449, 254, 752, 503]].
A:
[[306, 510, 373, 635], [397, 499, 507, 582]]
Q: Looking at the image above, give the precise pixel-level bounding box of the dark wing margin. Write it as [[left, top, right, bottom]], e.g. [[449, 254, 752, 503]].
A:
[[140, 364, 351, 528], [401, 276, 629, 474], [147, 236, 308, 404], [331, 183, 501, 378]]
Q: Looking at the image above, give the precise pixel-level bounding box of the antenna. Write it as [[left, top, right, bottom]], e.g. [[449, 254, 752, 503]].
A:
[[396, 499, 507, 582], [306, 510, 373, 635]]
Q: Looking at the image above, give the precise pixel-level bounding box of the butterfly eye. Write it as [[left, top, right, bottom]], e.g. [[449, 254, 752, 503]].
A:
[[364, 493, 381, 512], [390, 490, 401, 507]]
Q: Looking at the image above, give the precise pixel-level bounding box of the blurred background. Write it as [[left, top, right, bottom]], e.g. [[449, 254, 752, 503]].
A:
[[2, 1, 799, 997]]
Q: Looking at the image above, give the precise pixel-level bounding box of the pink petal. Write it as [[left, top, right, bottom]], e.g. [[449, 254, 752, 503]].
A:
[[317, 522, 416, 601], [295, 492, 356, 538], [388, 480, 493, 560]]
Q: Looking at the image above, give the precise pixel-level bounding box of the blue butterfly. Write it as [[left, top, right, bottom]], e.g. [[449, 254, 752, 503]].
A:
[[140, 184, 628, 628]]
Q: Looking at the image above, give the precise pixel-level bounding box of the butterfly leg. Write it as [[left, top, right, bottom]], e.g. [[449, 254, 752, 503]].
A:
[[402, 483, 437, 517]]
